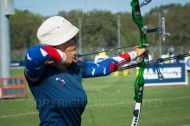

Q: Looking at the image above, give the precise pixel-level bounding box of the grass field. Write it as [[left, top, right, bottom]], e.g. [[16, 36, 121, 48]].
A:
[[0, 68, 190, 126]]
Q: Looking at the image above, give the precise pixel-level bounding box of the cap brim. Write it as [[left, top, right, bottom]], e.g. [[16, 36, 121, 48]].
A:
[[39, 26, 79, 46]]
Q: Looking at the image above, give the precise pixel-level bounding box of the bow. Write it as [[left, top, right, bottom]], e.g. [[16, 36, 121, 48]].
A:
[[79, 1, 190, 126], [130, 0, 149, 125], [129, 1, 190, 125]]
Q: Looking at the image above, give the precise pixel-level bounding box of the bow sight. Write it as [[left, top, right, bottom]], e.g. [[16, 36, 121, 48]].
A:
[[139, 0, 171, 43], [144, 17, 171, 42]]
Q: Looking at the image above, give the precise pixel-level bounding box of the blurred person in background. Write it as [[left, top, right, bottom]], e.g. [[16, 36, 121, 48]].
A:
[[24, 16, 146, 126]]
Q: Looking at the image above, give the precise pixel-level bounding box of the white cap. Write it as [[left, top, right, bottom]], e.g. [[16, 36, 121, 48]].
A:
[[37, 16, 79, 46]]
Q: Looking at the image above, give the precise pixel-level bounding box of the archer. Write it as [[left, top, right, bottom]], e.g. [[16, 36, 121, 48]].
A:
[[24, 16, 146, 126]]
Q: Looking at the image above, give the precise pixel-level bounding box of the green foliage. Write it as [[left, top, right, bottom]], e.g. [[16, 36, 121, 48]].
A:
[[10, 3, 190, 60], [10, 10, 44, 49], [82, 11, 117, 47], [144, 3, 190, 48]]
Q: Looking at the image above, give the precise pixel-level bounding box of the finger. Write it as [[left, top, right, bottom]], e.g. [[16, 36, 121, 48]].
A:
[[44, 60, 54, 64], [73, 54, 77, 59], [72, 59, 78, 63], [74, 57, 78, 61], [133, 45, 140, 50]]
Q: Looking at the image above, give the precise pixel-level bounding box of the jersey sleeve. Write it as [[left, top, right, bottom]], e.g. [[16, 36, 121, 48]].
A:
[[82, 59, 117, 78], [82, 51, 137, 78], [25, 45, 66, 78]]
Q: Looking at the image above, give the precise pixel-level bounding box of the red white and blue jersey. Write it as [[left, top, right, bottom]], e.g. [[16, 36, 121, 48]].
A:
[[25, 62, 87, 126], [24, 44, 136, 126]]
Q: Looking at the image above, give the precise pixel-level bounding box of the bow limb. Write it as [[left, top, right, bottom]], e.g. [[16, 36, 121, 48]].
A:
[[131, 0, 148, 125]]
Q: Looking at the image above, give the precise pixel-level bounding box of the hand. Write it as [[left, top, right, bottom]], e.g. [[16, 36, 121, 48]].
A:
[[63, 52, 76, 65], [133, 47, 147, 57]]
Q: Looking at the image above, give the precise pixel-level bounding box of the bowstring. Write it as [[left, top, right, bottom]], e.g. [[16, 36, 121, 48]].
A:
[[80, 0, 88, 27], [80, 1, 96, 126], [87, 104, 96, 126], [80, 44, 138, 56]]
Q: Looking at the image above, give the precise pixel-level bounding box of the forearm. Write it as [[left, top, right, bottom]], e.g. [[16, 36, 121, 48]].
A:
[[83, 59, 117, 78], [83, 51, 137, 78]]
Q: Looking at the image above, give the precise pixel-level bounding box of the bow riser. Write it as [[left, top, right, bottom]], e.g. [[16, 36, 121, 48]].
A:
[[131, 0, 148, 125], [134, 63, 146, 101]]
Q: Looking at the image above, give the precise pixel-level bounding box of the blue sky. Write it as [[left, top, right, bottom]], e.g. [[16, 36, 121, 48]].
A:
[[14, 0, 190, 16]]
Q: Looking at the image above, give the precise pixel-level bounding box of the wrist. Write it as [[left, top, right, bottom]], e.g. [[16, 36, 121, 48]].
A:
[[56, 49, 67, 63], [128, 51, 137, 61]]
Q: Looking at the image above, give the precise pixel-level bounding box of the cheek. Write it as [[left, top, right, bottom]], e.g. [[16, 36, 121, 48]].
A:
[[69, 50, 76, 55], [65, 46, 76, 52]]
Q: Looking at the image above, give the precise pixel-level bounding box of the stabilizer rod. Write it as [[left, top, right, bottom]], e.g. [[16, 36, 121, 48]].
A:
[[140, 0, 152, 8]]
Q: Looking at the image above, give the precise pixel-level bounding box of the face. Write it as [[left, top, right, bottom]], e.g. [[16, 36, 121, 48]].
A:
[[56, 38, 77, 54], [49, 37, 78, 69]]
